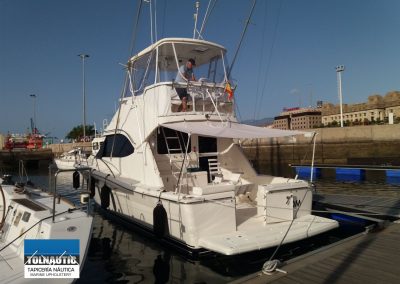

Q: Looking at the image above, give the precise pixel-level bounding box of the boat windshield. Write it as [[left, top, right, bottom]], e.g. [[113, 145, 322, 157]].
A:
[[130, 51, 157, 95], [128, 41, 228, 96]]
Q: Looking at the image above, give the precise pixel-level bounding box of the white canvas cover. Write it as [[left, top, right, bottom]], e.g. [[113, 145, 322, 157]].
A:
[[160, 121, 308, 139]]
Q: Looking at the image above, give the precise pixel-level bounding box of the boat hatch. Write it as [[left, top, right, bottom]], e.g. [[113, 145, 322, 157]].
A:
[[12, 198, 47, 211]]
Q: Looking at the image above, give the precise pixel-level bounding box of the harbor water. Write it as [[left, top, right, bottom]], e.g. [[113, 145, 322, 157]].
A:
[[6, 165, 400, 283]]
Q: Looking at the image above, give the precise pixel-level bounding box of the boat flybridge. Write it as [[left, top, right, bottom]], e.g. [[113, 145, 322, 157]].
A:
[[89, 37, 338, 256]]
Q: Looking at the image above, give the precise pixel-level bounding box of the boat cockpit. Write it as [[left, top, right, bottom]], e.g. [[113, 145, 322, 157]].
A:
[[152, 125, 258, 199]]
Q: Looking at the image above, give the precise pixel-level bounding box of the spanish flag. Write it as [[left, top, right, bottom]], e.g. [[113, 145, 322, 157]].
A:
[[225, 82, 234, 100]]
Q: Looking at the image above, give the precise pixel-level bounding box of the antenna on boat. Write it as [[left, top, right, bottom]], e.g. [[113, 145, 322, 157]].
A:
[[129, 0, 143, 56], [193, 1, 200, 39], [227, 0, 257, 78], [143, 0, 157, 44], [154, 0, 158, 42], [198, 0, 216, 39]]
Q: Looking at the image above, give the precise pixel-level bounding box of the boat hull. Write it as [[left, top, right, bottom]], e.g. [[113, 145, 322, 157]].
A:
[[90, 171, 338, 256], [54, 158, 78, 170]]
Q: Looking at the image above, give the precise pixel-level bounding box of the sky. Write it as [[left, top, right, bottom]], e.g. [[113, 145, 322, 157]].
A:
[[1, 0, 400, 139]]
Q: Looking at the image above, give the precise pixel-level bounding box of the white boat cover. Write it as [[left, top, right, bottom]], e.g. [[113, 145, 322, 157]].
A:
[[161, 121, 308, 139]]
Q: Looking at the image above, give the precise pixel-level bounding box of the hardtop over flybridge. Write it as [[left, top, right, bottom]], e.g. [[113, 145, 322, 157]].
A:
[[88, 37, 338, 256]]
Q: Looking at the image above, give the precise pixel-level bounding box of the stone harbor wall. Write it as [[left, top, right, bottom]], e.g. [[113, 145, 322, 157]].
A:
[[242, 124, 400, 176]]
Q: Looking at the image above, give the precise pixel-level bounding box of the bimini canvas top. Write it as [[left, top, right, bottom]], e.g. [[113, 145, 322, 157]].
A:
[[161, 121, 308, 139], [129, 37, 226, 66]]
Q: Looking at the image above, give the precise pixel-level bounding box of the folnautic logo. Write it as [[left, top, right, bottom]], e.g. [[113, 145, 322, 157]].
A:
[[24, 239, 80, 279], [24, 255, 79, 265]]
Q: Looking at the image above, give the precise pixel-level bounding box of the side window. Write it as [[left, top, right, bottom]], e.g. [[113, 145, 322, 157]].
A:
[[131, 51, 156, 96], [93, 142, 99, 151], [96, 134, 134, 158]]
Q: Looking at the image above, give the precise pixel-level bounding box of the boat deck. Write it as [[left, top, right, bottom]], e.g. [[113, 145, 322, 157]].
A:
[[232, 194, 400, 284], [199, 214, 338, 255]]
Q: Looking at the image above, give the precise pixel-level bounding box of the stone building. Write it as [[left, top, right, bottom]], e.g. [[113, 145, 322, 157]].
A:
[[274, 107, 322, 130], [322, 91, 400, 125]]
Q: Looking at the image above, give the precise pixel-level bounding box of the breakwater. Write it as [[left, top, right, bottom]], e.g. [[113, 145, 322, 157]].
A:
[[242, 124, 400, 177], [0, 148, 53, 169], [0, 142, 91, 170]]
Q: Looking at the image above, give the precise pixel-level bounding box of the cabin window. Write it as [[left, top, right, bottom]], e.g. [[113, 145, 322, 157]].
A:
[[96, 134, 134, 158], [174, 43, 227, 84], [157, 127, 191, 154], [157, 43, 177, 83], [129, 51, 156, 96], [198, 54, 226, 83], [93, 141, 104, 152], [155, 42, 228, 84]]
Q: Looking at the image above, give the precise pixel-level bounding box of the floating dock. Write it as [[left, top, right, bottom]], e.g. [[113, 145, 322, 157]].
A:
[[232, 194, 400, 284], [293, 164, 400, 182], [315, 193, 400, 219]]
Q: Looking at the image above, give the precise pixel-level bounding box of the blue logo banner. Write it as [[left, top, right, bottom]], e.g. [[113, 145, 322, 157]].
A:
[[24, 239, 80, 256], [24, 239, 81, 278]]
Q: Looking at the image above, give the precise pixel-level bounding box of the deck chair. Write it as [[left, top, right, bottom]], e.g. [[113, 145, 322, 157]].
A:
[[208, 158, 222, 183]]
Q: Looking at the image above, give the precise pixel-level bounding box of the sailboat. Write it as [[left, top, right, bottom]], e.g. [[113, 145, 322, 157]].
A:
[[0, 165, 93, 283], [54, 130, 105, 170], [54, 148, 88, 170], [87, 36, 338, 256]]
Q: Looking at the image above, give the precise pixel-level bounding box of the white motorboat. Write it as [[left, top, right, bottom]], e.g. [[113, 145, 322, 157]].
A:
[[54, 148, 87, 170], [0, 168, 93, 283], [88, 37, 338, 256]]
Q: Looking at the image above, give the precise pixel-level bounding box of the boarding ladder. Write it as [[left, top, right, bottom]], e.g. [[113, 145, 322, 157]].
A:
[[161, 128, 189, 193]]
